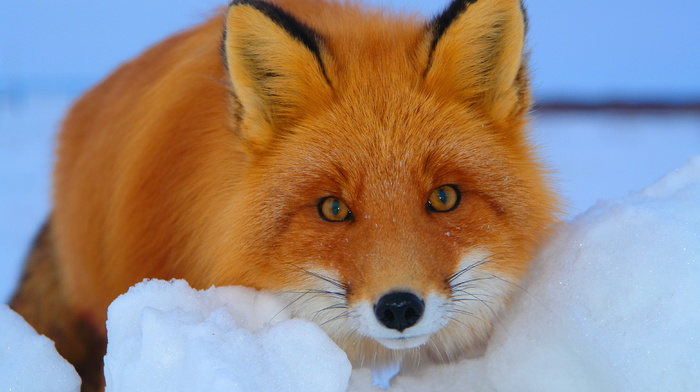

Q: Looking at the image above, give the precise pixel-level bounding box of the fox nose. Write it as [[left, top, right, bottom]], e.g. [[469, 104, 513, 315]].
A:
[[374, 292, 424, 332]]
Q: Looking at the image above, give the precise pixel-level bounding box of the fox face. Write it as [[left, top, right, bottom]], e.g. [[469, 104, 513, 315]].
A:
[[199, 0, 559, 366]]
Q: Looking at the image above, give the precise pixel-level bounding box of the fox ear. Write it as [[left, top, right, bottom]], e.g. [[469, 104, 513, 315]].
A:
[[224, 0, 332, 149], [423, 0, 529, 123]]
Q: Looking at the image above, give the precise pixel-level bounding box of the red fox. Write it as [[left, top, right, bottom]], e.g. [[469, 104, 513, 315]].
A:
[[10, 0, 558, 390]]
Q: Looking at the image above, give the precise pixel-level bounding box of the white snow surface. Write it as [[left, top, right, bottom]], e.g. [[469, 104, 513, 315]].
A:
[[104, 280, 352, 392], [2, 157, 699, 390], [0, 304, 81, 392]]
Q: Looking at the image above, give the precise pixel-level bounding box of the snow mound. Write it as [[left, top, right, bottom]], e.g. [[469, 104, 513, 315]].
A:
[[103, 279, 352, 392], [480, 156, 700, 391], [0, 304, 81, 392]]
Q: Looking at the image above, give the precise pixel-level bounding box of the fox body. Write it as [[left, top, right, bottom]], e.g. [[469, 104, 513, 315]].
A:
[[11, 0, 558, 389]]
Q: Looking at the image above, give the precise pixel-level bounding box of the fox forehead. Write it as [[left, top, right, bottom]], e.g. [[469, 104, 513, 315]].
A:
[[259, 93, 512, 201]]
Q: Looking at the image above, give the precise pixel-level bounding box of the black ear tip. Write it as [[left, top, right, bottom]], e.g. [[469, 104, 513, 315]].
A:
[[428, 0, 527, 51], [428, 0, 477, 54], [222, 0, 330, 85], [228, 0, 264, 7], [431, 0, 477, 27], [225, 0, 323, 57]]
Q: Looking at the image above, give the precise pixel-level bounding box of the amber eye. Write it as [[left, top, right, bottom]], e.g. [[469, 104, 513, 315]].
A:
[[318, 197, 353, 222], [427, 185, 461, 213]]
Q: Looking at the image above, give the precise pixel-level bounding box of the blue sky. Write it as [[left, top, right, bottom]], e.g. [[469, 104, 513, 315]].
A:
[[1, 0, 699, 101]]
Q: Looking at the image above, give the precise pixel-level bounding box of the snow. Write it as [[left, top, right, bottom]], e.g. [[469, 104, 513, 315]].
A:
[[531, 112, 700, 215], [0, 95, 69, 302], [0, 304, 81, 392], [104, 280, 351, 392], [2, 158, 699, 390], [474, 156, 700, 391]]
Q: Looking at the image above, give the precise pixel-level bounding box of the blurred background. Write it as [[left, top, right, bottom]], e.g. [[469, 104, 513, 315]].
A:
[[2, 0, 699, 102], [1, 0, 699, 301]]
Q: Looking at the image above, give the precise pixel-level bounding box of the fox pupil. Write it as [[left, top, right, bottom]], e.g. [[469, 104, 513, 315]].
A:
[[332, 200, 340, 216], [438, 189, 447, 205]]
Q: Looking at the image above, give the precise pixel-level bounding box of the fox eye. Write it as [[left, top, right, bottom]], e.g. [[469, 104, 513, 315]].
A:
[[427, 185, 461, 213], [318, 197, 353, 222]]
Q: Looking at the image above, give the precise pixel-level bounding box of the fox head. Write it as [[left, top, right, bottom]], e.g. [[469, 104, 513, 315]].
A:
[[205, 0, 558, 366]]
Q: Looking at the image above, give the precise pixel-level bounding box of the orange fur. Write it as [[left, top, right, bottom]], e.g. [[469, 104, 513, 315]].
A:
[[13, 0, 559, 387]]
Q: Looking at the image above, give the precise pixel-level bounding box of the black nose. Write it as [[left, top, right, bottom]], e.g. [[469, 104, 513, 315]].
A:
[[374, 292, 424, 332]]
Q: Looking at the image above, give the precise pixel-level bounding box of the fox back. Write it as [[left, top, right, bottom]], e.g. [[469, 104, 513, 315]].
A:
[[12, 0, 558, 387]]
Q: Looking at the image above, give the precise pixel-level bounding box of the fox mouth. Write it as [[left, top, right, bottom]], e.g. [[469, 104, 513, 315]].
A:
[[375, 334, 431, 350]]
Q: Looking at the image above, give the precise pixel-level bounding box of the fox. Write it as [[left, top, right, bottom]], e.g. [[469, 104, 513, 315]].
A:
[[10, 0, 559, 390]]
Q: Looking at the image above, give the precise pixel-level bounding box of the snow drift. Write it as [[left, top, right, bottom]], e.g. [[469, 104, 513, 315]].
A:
[[1, 157, 699, 391]]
